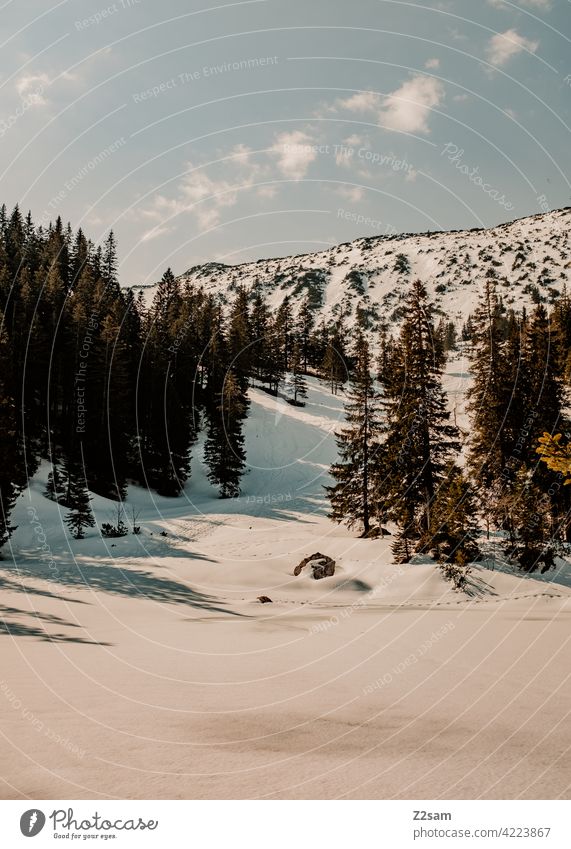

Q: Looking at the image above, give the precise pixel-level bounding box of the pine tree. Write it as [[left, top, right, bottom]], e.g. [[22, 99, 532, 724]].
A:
[[525, 304, 565, 440], [499, 465, 555, 571], [0, 314, 24, 552], [138, 268, 195, 496], [102, 231, 119, 291], [424, 466, 479, 565], [274, 295, 293, 372], [44, 464, 65, 503], [203, 371, 248, 498], [321, 325, 347, 395], [392, 525, 416, 564], [227, 286, 252, 390], [467, 279, 516, 491], [250, 292, 271, 384], [377, 326, 396, 387], [326, 330, 382, 536], [379, 280, 460, 549], [297, 295, 315, 371], [290, 341, 307, 405], [260, 314, 284, 395], [65, 460, 95, 539]]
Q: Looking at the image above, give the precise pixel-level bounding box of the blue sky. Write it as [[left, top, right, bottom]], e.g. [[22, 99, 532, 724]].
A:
[[0, 0, 569, 285]]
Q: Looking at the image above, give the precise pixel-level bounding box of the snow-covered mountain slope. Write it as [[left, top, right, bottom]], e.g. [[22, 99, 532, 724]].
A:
[[174, 207, 570, 327]]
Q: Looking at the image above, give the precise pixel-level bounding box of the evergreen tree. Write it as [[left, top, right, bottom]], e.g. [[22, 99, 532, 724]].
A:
[[467, 279, 517, 491], [321, 324, 348, 395], [260, 314, 284, 395], [424, 466, 479, 565], [250, 292, 271, 384], [64, 460, 95, 539], [326, 330, 382, 536], [227, 286, 252, 390], [274, 295, 293, 372], [500, 465, 555, 572], [44, 464, 65, 503], [0, 314, 24, 552], [290, 341, 307, 405], [138, 268, 195, 496], [203, 371, 248, 498], [379, 280, 460, 552], [102, 231, 119, 291], [297, 295, 315, 371]]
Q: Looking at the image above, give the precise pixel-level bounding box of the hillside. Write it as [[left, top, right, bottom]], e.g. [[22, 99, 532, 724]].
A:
[[174, 207, 571, 328]]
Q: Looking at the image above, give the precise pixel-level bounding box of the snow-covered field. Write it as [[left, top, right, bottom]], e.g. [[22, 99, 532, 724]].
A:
[[1, 372, 570, 800]]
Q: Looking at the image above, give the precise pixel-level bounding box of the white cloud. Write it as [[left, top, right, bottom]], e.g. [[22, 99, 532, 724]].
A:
[[271, 130, 318, 180], [15, 73, 50, 105], [344, 133, 365, 146], [141, 226, 170, 242], [137, 146, 276, 232], [335, 186, 365, 202], [335, 149, 354, 168], [425, 58, 440, 69], [337, 91, 382, 113], [488, 0, 551, 9], [329, 75, 444, 135], [379, 75, 445, 134], [486, 29, 539, 66], [257, 185, 277, 199]]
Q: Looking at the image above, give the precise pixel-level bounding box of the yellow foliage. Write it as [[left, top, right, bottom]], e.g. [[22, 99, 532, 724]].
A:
[[537, 432, 571, 483]]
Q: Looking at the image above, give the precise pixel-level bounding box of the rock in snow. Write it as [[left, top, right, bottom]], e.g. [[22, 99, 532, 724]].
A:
[[294, 552, 336, 580]]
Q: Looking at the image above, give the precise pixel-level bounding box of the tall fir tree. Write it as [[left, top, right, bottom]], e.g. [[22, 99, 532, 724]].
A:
[[321, 324, 348, 395], [290, 340, 308, 405], [227, 286, 252, 391], [297, 295, 315, 371], [378, 280, 460, 556], [64, 458, 95, 539], [203, 370, 248, 498], [326, 330, 382, 536], [0, 313, 25, 552], [467, 279, 517, 492]]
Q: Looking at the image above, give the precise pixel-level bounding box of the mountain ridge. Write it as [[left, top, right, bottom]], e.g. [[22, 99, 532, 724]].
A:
[[163, 206, 571, 329]]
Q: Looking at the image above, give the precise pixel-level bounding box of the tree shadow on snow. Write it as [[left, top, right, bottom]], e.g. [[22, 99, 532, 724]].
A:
[[0, 558, 243, 617], [0, 573, 89, 604], [0, 604, 110, 645], [463, 570, 499, 598]]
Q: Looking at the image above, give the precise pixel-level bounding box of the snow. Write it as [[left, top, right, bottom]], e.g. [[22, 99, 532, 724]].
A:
[[157, 207, 571, 333], [1, 374, 571, 800]]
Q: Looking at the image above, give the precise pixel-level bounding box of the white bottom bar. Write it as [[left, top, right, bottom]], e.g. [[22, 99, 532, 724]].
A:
[[1, 799, 569, 848]]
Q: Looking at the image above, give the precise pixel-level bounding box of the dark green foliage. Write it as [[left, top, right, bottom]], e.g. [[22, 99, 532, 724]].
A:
[[44, 465, 65, 504], [64, 459, 95, 540], [467, 282, 569, 553], [321, 324, 348, 395], [326, 330, 382, 536], [204, 371, 249, 498], [379, 280, 460, 543], [0, 314, 25, 551], [423, 467, 479, 565], [467, 279, 519, 491], [394, 253, 410, 275], [297, 295, 315, 371], [0, 203, 274, 542], [138, 269, 196, 497], [290, 341, 307, 405]]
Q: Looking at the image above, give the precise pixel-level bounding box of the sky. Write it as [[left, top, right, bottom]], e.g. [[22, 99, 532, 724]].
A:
[[0, 0, 569, 286]]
